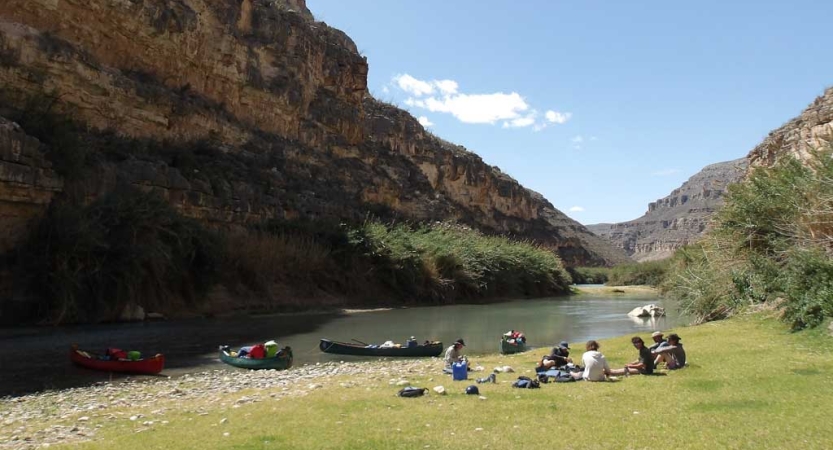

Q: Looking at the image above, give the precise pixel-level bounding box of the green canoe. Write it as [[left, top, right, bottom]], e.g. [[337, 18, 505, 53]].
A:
[[219, 345, 293, 370], [500, 338, 527, 354]]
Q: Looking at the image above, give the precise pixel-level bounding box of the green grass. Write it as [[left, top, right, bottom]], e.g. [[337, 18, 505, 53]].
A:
[[69, 314, 833, 449]]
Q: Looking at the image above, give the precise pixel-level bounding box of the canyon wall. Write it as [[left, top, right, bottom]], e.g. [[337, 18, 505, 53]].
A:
[[587, 158, 747, 261], [589, 87, 833, 262], [0, 0, 629, 269]]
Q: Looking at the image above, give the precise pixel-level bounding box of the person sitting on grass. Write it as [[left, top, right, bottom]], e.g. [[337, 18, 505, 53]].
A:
[[624, 336, 655, 375], [537, 340, 573, 372], [443, 338, 467, 368], [653, 333, 686, 369], [648, 331, 669, 352], [571, 340, 629, 381]]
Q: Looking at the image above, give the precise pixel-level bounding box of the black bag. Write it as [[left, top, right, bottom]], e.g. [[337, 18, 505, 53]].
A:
[[398, 387, 428, 397], [512, 376, 540, 389]]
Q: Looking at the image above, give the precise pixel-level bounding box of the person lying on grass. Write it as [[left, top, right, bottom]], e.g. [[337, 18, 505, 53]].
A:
[[653, 333, 686, 369], [624, 336, 655, 375], [570, 340, 629, 381]]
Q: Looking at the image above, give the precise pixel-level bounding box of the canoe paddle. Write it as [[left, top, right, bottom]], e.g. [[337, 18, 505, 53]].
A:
[[351, 338, 369, 346]]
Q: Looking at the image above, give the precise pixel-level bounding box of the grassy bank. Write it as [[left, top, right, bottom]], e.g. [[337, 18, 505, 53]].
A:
[[4, 313, 827, 449]]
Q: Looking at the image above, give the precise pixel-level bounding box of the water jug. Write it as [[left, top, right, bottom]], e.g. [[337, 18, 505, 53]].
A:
[[452, 361, 468, 381]]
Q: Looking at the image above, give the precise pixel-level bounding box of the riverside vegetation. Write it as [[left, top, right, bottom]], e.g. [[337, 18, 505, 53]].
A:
[[10, 190, 571, 324], [2, 313, 831, 449], [662, 148, 833, 329], [574, 147, 833, 332]]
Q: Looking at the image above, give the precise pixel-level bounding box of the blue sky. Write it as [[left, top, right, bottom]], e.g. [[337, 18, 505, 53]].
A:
[[308, 0, 833, 225]]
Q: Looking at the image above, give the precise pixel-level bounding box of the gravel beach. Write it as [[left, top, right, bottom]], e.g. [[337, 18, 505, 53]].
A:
[[0, 359, 445, 450]]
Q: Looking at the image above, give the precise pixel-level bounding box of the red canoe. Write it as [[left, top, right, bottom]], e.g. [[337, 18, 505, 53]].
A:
[[70, 345, 165, 375]]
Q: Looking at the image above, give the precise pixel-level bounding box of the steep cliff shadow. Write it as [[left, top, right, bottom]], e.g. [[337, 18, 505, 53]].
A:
[[0, 311, 341, 397]]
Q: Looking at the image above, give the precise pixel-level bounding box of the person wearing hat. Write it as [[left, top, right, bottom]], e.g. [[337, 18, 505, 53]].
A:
[[653, 333, 686, 369], [443, 338, 467, 368], [648, 331, 669, 352], [406, 336, 418, 348], [537, 340, 573, 371]]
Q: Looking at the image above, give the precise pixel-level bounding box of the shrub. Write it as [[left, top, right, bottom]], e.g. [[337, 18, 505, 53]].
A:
[[606, 260, 669, 286], [663, 148, 833, 329], [17, 187, 223, 323]]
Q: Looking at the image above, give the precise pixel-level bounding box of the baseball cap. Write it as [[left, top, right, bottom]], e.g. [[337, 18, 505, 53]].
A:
[[455, 338, 466, 346], [559, 341, 570, 349]]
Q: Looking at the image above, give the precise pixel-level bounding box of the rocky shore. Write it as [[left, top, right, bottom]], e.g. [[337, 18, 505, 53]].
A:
[[0, 359, 443, 449]]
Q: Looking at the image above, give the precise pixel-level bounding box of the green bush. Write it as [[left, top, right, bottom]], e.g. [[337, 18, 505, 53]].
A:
[[663, 149, 833, 329], [18, 187, 223, 323], [567, 266, 609, 284], [606, 260, 669, 286]]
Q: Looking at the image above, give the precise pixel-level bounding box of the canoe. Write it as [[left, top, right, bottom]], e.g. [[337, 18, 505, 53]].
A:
[[70, 344, 164, 375], [500, 338, 527, 354], [219, 346, 293, 370], [319, 339, 443, 357]]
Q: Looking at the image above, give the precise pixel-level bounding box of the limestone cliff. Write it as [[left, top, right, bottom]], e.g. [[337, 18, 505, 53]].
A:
[[587, 158, 747, 261], [0, 117, 63, 253], [748, 87, 833, 167], [0, 0, 628, 267]]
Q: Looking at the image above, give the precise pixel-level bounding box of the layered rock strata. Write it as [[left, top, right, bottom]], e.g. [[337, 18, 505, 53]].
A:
[[748, 87, 833, 167], [0, 0, 629, 269], [587, 158, 747, 261]]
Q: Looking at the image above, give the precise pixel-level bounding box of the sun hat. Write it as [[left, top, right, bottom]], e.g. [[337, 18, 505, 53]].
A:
[[651, 331, 664, 338]]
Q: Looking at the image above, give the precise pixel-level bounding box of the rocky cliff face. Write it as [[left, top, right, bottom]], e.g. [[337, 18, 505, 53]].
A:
[[587, 158, 748, 261], [748, 87, 833, 167], [0, 118, 62, 253], [0, 0, 628, 266]]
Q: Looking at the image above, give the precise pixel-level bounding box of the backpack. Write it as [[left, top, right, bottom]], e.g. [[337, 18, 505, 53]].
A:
[[398, 387, 428, 398], [512, 376, 540, 389]]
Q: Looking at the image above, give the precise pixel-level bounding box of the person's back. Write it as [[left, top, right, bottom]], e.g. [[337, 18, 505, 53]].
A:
[[638, 344, 655, 374], [582, 350, 610, 381]]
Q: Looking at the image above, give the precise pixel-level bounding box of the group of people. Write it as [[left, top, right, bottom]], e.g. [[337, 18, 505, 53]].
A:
[[441, 331, 686, 383], [537, 331, 686, 381]]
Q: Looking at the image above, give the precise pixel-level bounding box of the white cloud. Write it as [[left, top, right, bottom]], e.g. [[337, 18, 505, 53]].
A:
[[590, 136, 598, 141], [422, 92, 529, 124], [651, 168, 680, 176], [503, 113, 537, 129], [571, 135, 584, 143], [394, 74, 435, 97], [545, 110, 572, 124], [569, 206, 585, 212], [390, 74, 571, 129], [434, 79, 459, 95], [417, 116, 434, 127]]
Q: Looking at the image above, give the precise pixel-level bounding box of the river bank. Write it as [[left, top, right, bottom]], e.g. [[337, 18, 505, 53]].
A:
[[2, 312, 831, 449], [572, 284, 659, 296], [0, 293, 679, 397]]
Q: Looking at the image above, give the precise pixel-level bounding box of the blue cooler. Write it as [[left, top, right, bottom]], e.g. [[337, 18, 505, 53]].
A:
[[452, 361, 468, 381]]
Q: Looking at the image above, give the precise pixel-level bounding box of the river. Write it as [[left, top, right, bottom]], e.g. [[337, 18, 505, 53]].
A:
[[0, 287, 682, 396]]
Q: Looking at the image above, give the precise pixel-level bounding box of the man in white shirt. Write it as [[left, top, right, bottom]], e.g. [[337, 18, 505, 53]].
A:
[[572, 340, 629, 381]]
